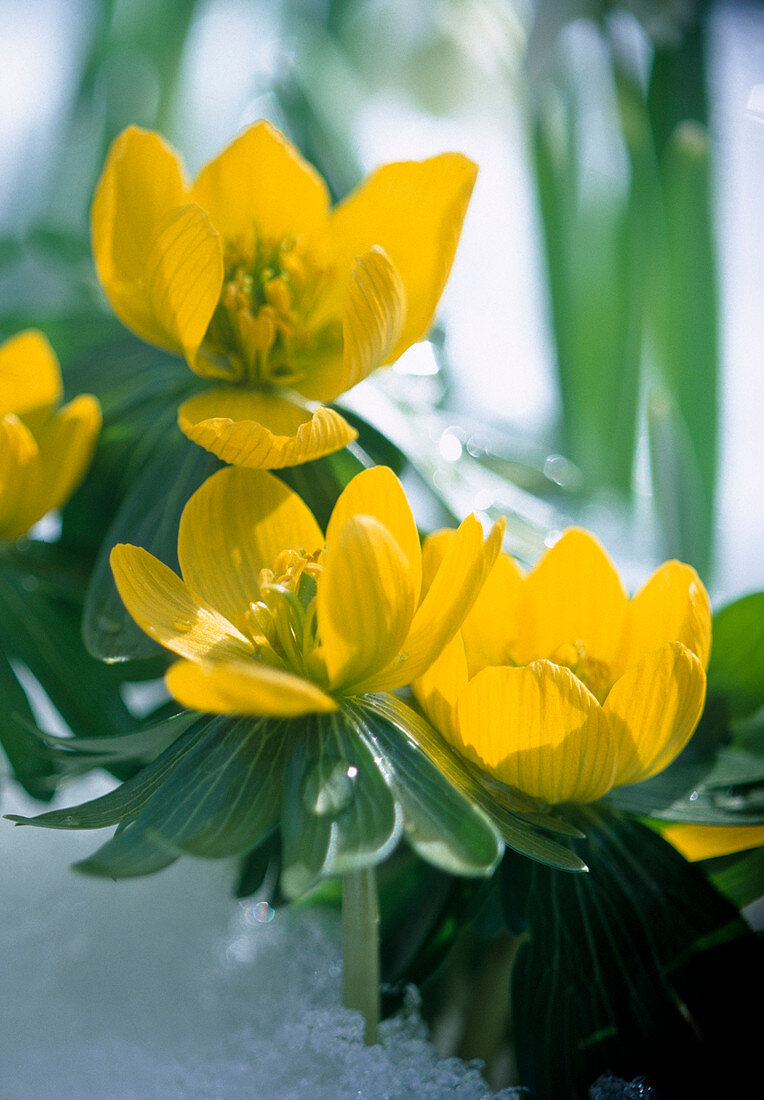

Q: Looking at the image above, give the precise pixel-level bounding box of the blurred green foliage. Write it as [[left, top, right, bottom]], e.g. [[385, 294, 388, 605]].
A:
[[530, 3, 719, 578]]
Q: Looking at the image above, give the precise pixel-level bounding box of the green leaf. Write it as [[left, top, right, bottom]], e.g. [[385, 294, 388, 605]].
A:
[[35, 711, 197, 768], [278, 446, 367, 532], [647, 15, 709, 160], [0, 649, 56, 800], [507, 804, 763, 1097], [0, 566, 142, 744], [279, 710, 401, 898], [377, 850, 463, 991], [332, 407, 407, 475], [317, 711, 401, 877], [279, 733, 333, 899], [648, 122, 718, 578], [612, 782, 764, 828], [1, 538, 92, 604], [235, 831, 281, 900], [21, 715, 292, 880], [135, 716, 290, 860], [357, 696, 504, 876], [608, 691, 764, 828], [82, 428, 222, 661], [57, 337, 197, 556], [699, 742, 764, 790], [708, 592, 764, 718], [648, 387, 710, 579], [6, 718, 210, 829], [363, 694, 586, 873], [75, 820, 180, 879], [707, 845, 764, 911], [531, 56, 655, 496]]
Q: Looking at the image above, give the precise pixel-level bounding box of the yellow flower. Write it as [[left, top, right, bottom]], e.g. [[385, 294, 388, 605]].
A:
[[110, 465, 503, 716], [92, 122, 476, 469], [658, 822, 764, 861], [414, 528, 711, 804], [0, 330, 101, 542]]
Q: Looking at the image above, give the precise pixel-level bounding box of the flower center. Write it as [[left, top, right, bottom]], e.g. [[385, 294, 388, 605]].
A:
[[200, 236, 342, 387], [549, 641, 611, 704], [238, 547, 327, 685]]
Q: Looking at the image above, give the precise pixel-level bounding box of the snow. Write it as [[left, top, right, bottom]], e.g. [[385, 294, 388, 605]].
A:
[[0, 774, 519, 1100]]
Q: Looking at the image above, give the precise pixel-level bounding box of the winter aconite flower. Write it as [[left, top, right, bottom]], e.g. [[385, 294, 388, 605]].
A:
[[110, 465, 503, 714], [0, 330, 100, 541], [11, 465, 505, 892], [414, 528, 711, 804], [92, 122, 476, 469]]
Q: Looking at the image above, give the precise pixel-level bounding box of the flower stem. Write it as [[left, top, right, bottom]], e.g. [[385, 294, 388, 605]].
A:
[[342, 867, 380, 1045]]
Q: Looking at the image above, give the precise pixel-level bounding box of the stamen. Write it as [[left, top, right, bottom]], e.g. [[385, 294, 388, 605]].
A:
[[240, 547, 327, 686], [200, 233, 342, 387], [549, 641, 612, 703]]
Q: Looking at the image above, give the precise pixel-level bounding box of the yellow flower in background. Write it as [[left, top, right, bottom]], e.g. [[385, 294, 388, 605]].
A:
[[92, 122, 476, 469], [415, 528, 711, 804], [657, 822, 764, 862], [0, 331, 101, 542], [110, 465, 503, 716]]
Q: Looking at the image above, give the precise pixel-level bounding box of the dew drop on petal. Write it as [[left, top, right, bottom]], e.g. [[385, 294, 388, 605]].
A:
[[252, 901, 275, 924], [96, 614, 122, 635], [302, 757, 354, 817]]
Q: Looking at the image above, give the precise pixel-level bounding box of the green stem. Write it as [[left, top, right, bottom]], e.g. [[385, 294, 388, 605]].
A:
[[342, 867, 380, 1045]]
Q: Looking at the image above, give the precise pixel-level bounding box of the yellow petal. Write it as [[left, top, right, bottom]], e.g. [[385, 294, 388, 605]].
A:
[[516, 528, 628, 668], [461, 550, 525, 675], [110, 543, 253, 662], [0, 414, 39, 540], [326, 465, 422, 599], [621, 560, 711, 675], [144, 204, 224, 366], [419, 529, 454, 595], [369, 514, 505, 692], [91, 126, 190, 350], [178, 389, 356, 469], [165, 657, 337, 717], [420, 530, 523, 674], [413, 630, 469, 741], [0, 330, 62, 428], [604, 642, 707, 788], [10, 394, 101, 538], [455, 662, 617, 803], [190, 121, 330, 255], [659, 822, 764, 862], [177, 465, 323, 628], [331, 153, 477, 358], [299, 247, 406, 403], [318, 514, 417, 692]]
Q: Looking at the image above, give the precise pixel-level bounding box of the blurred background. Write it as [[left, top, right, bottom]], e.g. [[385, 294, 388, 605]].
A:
[[0, 0, 761, 600]]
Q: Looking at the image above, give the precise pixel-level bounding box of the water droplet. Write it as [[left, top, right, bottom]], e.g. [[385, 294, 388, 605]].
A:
[[544, 528, 563, 549], [96, 614, 122, 635], [302, 756, 355, 817], [20, 574, 39, 593], [439, 427, 463, 463], [252, 901, 275, 924], [543, 453, 582, 489], [689, 790, 699, 801], [171, 617, 194, 633]]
